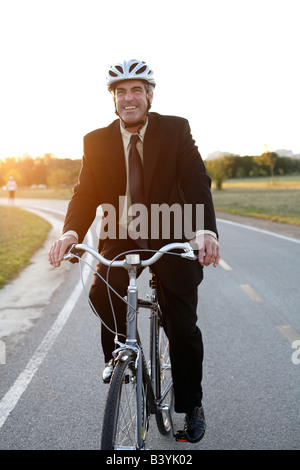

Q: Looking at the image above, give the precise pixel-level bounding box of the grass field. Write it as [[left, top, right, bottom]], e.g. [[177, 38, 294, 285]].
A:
[[212, 188, 300, 225], [0, 206, 51, 288], [210, 175, 300, 226], [1, 174, 300, 226], [221, 174, 300, 189]]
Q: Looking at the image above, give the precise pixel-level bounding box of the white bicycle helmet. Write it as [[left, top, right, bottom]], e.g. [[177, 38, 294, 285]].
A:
[[107, 59, 156, 91]]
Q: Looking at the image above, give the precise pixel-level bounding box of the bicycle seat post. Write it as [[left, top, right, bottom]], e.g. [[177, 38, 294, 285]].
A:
[[125, 254, 141, 347]]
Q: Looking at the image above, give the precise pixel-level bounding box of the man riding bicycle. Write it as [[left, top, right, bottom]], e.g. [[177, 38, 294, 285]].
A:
[[48, 59, 220, 444]]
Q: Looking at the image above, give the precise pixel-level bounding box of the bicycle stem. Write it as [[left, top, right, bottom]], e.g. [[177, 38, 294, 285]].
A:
[[125, 255, 140, 346]]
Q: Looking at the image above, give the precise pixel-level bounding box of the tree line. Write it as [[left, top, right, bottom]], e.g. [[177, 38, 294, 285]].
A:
[[205, 152, 300, 189], [1, 151, 300, 190], [0, 154, 82, 188]]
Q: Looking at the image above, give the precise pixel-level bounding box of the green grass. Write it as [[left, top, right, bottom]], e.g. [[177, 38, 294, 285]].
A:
[[0, 206, 51, 288], [221, 174, 300, 190], [211, 175, 300, 225], [212, 187, 300, 225]]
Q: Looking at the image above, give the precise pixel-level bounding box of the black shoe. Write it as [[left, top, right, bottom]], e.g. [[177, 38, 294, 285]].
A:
[[102, 359, 114, 383], [184, 406, 206, 443]]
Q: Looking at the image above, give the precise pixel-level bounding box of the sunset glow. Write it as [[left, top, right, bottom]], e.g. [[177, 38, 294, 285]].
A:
[[0, 0, 299, 161]]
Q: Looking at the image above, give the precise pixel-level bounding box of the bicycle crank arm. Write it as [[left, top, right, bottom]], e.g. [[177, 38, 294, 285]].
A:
[[158, 404, 175, 435]]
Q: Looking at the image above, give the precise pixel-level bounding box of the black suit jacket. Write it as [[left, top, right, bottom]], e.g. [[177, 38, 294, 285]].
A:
[[63, 112, 218, 293]]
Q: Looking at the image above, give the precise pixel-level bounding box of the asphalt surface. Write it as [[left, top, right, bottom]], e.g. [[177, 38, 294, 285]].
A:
[[0, 198, 299, 452]]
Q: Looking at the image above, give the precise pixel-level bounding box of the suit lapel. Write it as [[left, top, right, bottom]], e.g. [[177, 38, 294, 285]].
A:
[[106, 120, 127, 195], [143, 113, 162, 202]]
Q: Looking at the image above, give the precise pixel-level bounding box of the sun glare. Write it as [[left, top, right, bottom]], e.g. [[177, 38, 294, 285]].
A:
[[0, 1, 299, 161]]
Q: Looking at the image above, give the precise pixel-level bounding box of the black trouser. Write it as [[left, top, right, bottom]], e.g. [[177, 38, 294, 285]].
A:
[[89, 240, 203, 413]]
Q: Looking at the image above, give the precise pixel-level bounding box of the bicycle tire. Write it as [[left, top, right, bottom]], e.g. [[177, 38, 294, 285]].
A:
[[100, 355, 149, 450], [155, 315, 174, 435]]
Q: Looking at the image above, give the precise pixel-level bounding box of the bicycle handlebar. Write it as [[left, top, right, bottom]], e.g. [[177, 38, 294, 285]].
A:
[[64, 242, 197, 267]]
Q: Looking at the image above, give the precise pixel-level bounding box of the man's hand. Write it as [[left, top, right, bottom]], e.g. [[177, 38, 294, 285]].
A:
[[191, 233, 220, 267], [48, 235, 77, 268]]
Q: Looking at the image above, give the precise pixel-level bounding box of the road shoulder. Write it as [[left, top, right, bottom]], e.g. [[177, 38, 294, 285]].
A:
[[0, 208, 71, 363]]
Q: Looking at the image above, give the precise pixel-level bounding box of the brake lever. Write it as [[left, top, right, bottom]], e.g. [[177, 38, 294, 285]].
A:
[[64, 244, 85, 264], [181, 243, 197, 261]]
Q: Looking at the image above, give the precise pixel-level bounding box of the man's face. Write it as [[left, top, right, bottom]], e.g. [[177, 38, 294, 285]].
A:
[[113, 80, 153, 128]]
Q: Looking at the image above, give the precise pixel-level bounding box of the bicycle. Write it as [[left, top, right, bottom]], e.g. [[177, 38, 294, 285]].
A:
[[64, 241, 196, 450]]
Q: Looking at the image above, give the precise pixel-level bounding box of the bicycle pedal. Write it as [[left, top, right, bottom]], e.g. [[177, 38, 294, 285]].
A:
[[174, 429, 188, 442]]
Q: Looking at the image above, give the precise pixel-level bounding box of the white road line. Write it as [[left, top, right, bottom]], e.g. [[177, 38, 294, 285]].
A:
[[0, 210, 92, 430], [20, 205, 67, 216], [217, 218, 300, 244]]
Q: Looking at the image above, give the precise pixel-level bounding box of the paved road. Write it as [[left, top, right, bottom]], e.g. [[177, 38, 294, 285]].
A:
[[0, 198, 299, 451]]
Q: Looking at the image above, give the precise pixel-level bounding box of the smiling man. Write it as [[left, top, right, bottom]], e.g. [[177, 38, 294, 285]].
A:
[[48, 59, 220, 444], [113, 79, 153, 131]]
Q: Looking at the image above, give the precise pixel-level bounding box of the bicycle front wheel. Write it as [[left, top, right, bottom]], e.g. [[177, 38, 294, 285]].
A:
[[101, 355, 149, 450]]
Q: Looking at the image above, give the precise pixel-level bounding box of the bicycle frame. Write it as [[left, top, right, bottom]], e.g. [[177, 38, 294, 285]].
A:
[[65, 241, 196, 448], [112, 253, 158, 446], [112, 253, 166, 419]]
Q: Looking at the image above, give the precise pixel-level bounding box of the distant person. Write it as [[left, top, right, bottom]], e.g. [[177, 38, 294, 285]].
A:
[[6, 176, 17, 205]]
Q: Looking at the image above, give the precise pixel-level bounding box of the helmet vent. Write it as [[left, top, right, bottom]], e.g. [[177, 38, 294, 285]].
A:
[[129, 62, 139, 72], [136, 65, 147, 74]]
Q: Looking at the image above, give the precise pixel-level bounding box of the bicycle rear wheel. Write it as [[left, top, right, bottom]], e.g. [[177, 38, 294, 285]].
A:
[[100, 355, 149, 450], [155, 313, 174, 435]]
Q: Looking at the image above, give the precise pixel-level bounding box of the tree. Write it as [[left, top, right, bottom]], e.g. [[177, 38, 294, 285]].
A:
[[205, 155, 232, 190], [47, 168, 70, 188], [254, 145, 278, 182]]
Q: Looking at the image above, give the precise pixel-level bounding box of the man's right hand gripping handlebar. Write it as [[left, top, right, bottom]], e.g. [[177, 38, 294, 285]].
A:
[[48, 235, 78, 268]]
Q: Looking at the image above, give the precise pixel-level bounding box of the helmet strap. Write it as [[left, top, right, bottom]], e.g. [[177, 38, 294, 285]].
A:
[[115, 102, 151, 130], [124, 119, 146, 130]]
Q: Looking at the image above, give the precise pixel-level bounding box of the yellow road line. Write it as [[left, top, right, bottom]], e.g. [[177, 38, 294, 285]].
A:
[[219, 259, 232, 271], [240, 284, 263, 302], [276, 325, 300, 345], [219, 257, 300, 348]]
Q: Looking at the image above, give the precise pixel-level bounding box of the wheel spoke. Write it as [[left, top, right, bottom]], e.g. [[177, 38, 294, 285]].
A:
[[101, 357, 148, 450], [155, 320, 174, 435]]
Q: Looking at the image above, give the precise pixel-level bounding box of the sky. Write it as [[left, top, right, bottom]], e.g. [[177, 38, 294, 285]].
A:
[[0, 0, 299, 161]]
